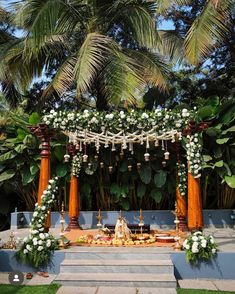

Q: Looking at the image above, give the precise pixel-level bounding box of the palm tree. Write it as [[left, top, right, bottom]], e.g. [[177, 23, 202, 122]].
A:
[[1, 1, 184, 110]]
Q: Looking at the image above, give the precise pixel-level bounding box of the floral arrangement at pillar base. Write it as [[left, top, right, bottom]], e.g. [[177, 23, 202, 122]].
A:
[[16, 177, 59, 268], [183, 231, 218, 265]]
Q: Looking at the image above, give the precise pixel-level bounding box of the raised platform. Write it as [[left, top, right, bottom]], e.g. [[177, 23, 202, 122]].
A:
[[10, 209, 235, 230]]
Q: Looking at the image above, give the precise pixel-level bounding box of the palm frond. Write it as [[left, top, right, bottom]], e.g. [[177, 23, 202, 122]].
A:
[[74, 32, 118, 97], [184, 0, 232, 65], [126, 49, 170, 92], [14, 0, 85, 48], [158, 30, 185, 65], [110, 2, 159, 49], [100, 52, 146, 106], [156, 0, 191, 15], [42, 56, 76, 97]]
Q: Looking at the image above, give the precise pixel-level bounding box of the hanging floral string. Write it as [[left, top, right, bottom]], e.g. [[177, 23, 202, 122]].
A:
[[72, 153, 82, 177], [176, 162, 187, 196], [186, 133, 203, 178], [16, 177, 59, 268]]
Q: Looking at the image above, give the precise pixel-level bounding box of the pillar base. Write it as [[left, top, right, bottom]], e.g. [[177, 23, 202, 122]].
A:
[[189, 227, 203, 233], [178, 216, 188, 232], [65, 216, 81, 231]]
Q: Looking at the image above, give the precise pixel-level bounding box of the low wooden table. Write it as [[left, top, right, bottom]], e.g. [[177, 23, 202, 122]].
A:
[[104, 224, 150, 234]]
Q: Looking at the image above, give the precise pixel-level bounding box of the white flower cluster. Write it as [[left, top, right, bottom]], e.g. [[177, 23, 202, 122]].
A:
[[183, 231, 217, 264], [177, 162, 187, 196], [186, 133, 202, 178], [42, 109, 193, 135], [19, 177, 59, 261], [72, 153, 82, 177]]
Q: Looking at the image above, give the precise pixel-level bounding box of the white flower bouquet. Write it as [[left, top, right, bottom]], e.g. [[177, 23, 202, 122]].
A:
[[183, 231, 218, 265]]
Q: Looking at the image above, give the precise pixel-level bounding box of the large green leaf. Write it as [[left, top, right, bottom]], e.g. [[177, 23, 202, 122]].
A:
[[56, 163, 69, 177], [206, 127, 221, 137], [17, 128, 27, 140], [0, 170, 15, 182], [120, 198, 130, 210], [0, 151, 17, 162], [154, 170, 167, 188], [29, 112, 40, 125], [21, 168, 35, 185], [223, 162, 232, 176], [0, 165, 6, 172], [214, 160, 224, 168], [23, 134, 37, 148], [15, 144, 26, 153], [30, 163, 39, 175], [137, 183, 146, 198], [219, 104, 235, 125], [225, 175, 235, 189], [216, 138, 230, 145], [139, 165, 152, 184], [203, 155, 212, 162], [150, 189, 162, 203], [110, 183, 121, 195], [197, 106, 214, 120], [222, 125, 235, 135], [54, 144, 65, 161], [214, 146, 222, 158]]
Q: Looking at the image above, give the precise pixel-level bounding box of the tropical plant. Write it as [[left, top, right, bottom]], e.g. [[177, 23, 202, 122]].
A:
[[196, 97, 235, 208]]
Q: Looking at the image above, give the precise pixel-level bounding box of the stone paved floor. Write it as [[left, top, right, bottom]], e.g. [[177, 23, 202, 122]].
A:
[[0, 273, 235, 293]]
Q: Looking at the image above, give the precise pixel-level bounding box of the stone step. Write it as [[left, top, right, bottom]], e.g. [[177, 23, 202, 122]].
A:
[[54, 273, 177, 288], [60, 259, 174, 274], [64, 246, 173, 253], [64, 252, 171, 260]]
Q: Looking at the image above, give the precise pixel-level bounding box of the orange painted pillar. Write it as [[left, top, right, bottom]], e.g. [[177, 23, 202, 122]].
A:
[[38, 145, 50, 204], [188, 169, 204, 231], [66, 175, 81, 230], [38, 140, 51, 230], [176, 187, 188, 231]]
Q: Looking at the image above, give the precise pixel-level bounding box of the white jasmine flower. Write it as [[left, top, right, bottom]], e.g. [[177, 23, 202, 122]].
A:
[[26, 244, 32, 251], [33, 212, 38, 217], [39, 233, 45, 240], [38, 240, 43, 245], [37, 246, 43, 251], [192, 236, 198, 242], [212, 248, 216, 254], [210, 237, 215, 244], [23, 249, 28, 254]]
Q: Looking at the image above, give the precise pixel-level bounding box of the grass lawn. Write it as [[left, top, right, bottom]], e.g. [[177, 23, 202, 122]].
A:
[[177, 289, 235, 294], [0, 284, 60, 294]]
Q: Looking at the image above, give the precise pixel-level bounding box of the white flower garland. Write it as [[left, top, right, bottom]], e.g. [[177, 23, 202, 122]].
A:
[[17, 177, 59, 267], [43, 108, 191, 136], [72, 153, 82, 177], [176, 162, 187, 196], [186, 133, 202, 178]]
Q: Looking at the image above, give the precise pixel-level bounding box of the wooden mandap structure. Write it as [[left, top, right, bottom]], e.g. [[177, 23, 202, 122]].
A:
[[30, 109, 207, 233]]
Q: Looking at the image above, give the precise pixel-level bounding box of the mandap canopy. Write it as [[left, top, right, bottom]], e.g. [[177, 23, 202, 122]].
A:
[[32, 108, 206, 231]]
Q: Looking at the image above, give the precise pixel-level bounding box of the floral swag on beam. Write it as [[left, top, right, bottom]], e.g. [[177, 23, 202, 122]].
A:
[[43, 108, 203, 179]]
